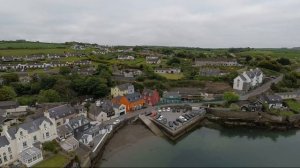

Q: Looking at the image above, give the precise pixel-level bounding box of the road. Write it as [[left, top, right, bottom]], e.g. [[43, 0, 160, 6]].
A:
[[239, 74, 283, 100]]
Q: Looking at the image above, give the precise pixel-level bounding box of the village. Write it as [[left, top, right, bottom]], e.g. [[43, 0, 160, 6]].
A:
[[1, 42, 300, 167]]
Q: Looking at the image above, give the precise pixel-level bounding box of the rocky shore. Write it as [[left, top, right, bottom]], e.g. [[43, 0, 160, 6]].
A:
[[205, 110, 300, 130]]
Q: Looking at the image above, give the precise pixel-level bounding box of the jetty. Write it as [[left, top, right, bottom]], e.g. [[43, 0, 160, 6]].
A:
[[139, 114, 164, 136]]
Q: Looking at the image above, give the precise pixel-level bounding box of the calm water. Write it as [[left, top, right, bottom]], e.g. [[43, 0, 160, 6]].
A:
[[98, 126, 300, 167]]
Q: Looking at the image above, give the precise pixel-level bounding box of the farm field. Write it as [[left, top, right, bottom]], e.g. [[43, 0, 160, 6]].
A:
[[0, 48, 74, 56]]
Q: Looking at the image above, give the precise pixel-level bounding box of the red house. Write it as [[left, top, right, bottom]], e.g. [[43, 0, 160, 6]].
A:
[[142, 89, 160, 106]]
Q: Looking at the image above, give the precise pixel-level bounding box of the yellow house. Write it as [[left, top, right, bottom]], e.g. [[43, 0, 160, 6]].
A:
[[111, 83, 135, 97]]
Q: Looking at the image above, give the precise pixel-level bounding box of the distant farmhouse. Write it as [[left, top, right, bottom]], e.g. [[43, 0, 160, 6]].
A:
[[233, 68, 263, 92], [194, 58, 240, 67], [154, 68, 181, 74], [146, 56, 161, 64], [117, 55, 135, 60]]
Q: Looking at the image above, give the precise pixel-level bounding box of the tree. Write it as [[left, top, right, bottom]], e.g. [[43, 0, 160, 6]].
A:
[[1, 73, 19, 84], [0, 86, 17, 101], [59, 66, 72, 75], [276, 58, 291, 65], [166, 57, 181, 66], [223, 92, 239, 104], [38, 89, 60, 103]]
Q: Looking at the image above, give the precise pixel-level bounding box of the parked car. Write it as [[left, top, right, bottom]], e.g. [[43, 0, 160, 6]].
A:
[[173, 121, 179, 126], [167, 107, 171, 112], [168, 121, 173, 127], [176, 118, 184, 123], [156, 114, 161, 119]]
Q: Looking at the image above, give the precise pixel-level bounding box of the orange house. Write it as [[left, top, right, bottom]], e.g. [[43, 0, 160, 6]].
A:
[[112, 92, 145, 112]]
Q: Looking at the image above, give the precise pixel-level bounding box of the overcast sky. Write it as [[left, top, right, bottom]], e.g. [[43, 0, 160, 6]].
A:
[[0, 0, 300, 48]]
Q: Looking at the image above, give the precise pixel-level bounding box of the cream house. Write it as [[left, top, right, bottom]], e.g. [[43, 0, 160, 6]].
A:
[[0, 113, 57, 167], [89, 100, 126, 122], [110, 83, 135, 98]]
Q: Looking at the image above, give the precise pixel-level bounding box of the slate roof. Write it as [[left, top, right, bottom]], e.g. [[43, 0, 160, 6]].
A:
[[117, 83, 133, 91], [7, 116, 53, 140], [68, 115, 90, 130], [0, 101, 19, 109], [57, 124, 73, 137], [125, 92, 143, 102], [48, 104, 76, 119], [195, 58, 237, 62], [91, 100, 114, 116], [264, 95, 283, 104], [163, 91, 181, 98], [0, 136, 10, 148], [143, 89, 155, 96]]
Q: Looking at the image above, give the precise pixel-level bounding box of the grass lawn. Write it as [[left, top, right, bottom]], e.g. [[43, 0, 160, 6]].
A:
[[285, 99, 300, 113], [158, 73, 184, 80], [33, 154, 69, 168]]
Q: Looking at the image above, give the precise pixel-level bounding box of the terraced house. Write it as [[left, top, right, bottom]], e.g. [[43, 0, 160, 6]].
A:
[[112, 92, 145, 112], [110, 83, 135, 98], [0, 113, 57, 167]]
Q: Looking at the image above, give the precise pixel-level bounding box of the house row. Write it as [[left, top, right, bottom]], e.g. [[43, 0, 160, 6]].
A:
[[0, 102, 111, 167], [0, 61, 92, 71], [199, 68, 228, 77], [194, 58, 240, 67], [1, 53, 82, 62], [233, 68, 263, 92], [154, 68, 181, 74], [0, 101, 28, 117], [275, 91, 300, 100]]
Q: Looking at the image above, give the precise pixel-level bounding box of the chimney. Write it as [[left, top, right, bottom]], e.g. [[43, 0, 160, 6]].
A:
[[65, 118, 69, 124], [78, 119, 82, 126]]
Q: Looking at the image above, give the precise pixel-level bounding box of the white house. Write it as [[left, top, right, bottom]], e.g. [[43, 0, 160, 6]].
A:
[[233, 68, 263, 91], [0, 112, 57, 167]]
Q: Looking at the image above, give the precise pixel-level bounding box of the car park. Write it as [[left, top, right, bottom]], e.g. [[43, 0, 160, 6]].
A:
[[162, 118, 167, 124]]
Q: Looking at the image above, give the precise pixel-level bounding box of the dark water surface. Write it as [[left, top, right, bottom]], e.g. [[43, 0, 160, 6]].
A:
[[97, 125, 300, 167]]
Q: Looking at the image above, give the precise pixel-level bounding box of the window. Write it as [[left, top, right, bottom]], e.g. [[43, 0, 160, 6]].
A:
[[9, 155, 12, 160], [20, 131, 23, 136], [8, 147, 11, 153], [33, 156, 37, 161], [44, 124, 47, 128], [46, 132, 49, 138], [3, 156, 7, 162], [33, 135, 37, 141], [23, 141, 27, 148], [28, 158, 32, 163], [0, 156, 2, 164]]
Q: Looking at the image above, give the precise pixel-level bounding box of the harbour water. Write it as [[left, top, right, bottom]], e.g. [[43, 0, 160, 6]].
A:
[[97, 124, 300, 167]]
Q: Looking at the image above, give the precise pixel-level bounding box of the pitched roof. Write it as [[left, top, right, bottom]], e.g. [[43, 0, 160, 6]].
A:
[[163, 91, 181, 98], [116, 83, 133, 91], [48, 104, 76, 119], [125, 92, 143, 102], [57, 124, 73, 137], [7, 116, 53, 140], [0, 136, 10, 148], [68, 115, 90, 130]]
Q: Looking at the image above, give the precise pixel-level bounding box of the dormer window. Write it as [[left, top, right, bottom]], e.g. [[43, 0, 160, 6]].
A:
[[20, 131, 23, 136], [44, 124, 47, 128]]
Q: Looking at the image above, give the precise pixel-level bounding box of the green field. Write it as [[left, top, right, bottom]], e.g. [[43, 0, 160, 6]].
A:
[[237, 49, 300, 61], [33, 154, 69, 168], [158, 73, 184, 80], [0, 48, 74, 56], [0, 41, 68, 49], [285, 99, 300, 113]]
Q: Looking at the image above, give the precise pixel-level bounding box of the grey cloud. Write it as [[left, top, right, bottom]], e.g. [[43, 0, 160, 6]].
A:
[[0, 0, 299, 47]]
